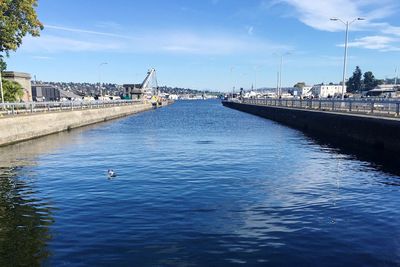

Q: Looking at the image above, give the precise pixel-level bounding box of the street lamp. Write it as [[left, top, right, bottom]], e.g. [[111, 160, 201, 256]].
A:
[[98, 62, 108, 97], [0, 71, 4, 109], [230, 66, 235, 97], [330, 17, 365, 99], [275, 52, 290, 97]]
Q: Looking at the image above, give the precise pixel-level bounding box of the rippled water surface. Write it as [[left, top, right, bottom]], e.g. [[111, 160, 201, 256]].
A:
[[1, 100, 400, 266]]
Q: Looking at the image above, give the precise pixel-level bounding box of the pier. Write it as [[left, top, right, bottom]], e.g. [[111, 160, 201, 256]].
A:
[[222, 98, 400, 157]]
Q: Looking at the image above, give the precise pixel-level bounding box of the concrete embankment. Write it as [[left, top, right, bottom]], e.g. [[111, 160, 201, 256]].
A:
[[0, 103, 156, 146], [223, 101, 400, 155]]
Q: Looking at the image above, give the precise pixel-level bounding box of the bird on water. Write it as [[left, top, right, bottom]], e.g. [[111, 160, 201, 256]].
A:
[[107, 169, 116, 178]]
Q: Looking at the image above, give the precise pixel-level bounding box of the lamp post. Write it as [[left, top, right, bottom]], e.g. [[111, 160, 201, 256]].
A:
[[275, 52, 290, 97], [0, 71, 4, 109], [230, 66, 235, 97], [98, 62, 108, 97], [330, 17, 365, 99]]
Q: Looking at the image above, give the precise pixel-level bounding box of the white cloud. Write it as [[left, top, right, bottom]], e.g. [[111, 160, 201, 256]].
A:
[[275, 0, 395, 32], [45, 24, 134, 40], [270, 0, 400, 51], [20, 24, 292, 55], [342, 35, 400, 51], [275, 0, 361, 31], [21, 35, 123, 53]]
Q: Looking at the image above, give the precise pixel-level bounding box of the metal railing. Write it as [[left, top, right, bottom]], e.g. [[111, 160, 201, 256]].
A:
[[240, 98, 400, 118], [0, 100, 144, 116]]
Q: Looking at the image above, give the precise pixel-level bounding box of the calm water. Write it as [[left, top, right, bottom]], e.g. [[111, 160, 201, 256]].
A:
[[1, 100, 400, 266]]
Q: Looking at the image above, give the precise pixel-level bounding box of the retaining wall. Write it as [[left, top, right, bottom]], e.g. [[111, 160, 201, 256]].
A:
[[0, 103, 153, 146], [223, 101, 400, 155]]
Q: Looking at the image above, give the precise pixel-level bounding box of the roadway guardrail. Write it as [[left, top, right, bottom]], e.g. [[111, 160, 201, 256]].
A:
[[237, 98, 400, 117], [0, 100, 144, 116]]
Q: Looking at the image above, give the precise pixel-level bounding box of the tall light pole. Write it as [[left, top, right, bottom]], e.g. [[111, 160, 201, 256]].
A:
[[254, 65, 261, 92], [98, 62, 108, 97], [0, 71, 4, 108], [230, 66, 235, 97], [330, 17, 365, 99], [275, 52, 290, 97]]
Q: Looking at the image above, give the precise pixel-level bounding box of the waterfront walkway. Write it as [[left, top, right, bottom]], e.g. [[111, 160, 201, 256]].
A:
[[242, 98, 400, 119], [0, 100, 144, 116]]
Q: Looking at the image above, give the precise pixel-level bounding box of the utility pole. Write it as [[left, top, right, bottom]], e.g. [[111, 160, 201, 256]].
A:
[[330, 17, 365, 99], [0, 71, 4, 105], [276, 71, 279, 97], [342, 21, 349, 100], [0, 71, 4, 109], [279, 55, 283, 96], [275, 52, 290, 97]]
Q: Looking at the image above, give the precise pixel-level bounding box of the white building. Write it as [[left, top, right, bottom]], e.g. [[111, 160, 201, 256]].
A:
[[311, 84, 345, 98], [293, 86, 313, 97]]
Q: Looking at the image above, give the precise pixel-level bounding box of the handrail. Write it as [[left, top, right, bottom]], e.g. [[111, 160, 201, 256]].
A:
[[230, 98, 400, 118], [0, 99, 145, 116]]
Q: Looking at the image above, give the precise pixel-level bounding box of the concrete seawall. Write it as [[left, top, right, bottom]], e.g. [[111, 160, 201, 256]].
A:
[[222, 101, 400, 156], [0, 103, 155, 146]]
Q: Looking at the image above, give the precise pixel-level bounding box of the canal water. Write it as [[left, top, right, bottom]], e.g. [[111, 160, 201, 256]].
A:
[[0, 100, 399, 266]]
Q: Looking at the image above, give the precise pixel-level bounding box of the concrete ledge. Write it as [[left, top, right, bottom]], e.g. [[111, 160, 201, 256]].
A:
[[0, 103, 154, 147], [222, 101, 400, 155]]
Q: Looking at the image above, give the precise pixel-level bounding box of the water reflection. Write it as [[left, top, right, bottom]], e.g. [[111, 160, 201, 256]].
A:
[[0, 166, 53, 266], [301, 132, 400, 177], [0, 101, 399, 266], [0, 124, 105, 266]]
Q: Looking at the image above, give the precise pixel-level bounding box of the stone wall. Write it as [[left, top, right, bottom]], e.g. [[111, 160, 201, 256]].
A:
[[0, 103, 153, 146], [223, 101, 400, 155]]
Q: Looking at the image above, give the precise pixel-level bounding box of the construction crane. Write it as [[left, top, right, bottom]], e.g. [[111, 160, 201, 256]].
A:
[[141, 68, 158, 98]]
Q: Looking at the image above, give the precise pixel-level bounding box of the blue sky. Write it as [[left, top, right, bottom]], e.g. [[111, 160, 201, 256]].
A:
[[5, 0, 400, 91]]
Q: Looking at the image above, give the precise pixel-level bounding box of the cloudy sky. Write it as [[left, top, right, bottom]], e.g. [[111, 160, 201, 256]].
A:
[[6, 0, 400, 91]]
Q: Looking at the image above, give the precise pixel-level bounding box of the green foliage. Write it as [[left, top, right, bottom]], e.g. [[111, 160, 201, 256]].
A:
[[0, 56, 6, 72], [293, 82, 306, 88], [346, 66, 362, 92], [1, 79, 24, 102], [0, 0, 43, 56], [363, 71, 378, 91]]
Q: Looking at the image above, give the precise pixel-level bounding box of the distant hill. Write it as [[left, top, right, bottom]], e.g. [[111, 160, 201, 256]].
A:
[[31, 81, 221, 97]]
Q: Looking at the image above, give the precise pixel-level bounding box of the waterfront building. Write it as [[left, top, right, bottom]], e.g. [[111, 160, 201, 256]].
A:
[[293, 86, 313, 97], [59, 89, 81, 101], [123, 84, 143, 100], [311, 84, 344, 98], [32, 84, 60, 101], [2, 71, 32, 102]]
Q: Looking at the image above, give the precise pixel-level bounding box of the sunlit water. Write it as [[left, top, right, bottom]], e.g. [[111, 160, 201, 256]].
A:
[[1, 100, 399, 266]]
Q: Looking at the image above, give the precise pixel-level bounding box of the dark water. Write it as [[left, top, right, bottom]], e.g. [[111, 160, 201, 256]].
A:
[[1, 100, 400, 266]]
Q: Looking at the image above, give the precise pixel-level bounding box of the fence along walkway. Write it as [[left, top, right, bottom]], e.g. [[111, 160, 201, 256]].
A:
[[0, 100, 144, 116], [242, 98, 400, 118]]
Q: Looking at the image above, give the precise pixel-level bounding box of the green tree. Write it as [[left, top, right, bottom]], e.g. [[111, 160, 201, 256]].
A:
[[0, 0, 43, 68], [363, 71, 378, 91], [0, 56, 6, 72], [294, 82, 306, 88], [1, 79, 24, 102], [346, 66, 362, 92]]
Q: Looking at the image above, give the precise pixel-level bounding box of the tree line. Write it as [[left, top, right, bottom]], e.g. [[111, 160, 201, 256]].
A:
[[346, 66, 383, 93]]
